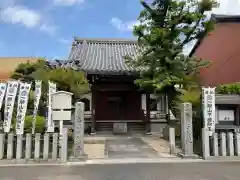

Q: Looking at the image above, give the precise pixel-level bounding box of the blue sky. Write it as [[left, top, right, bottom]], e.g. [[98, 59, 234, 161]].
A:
[[0, 0, 142, 59], [0, 0, 239, 60]]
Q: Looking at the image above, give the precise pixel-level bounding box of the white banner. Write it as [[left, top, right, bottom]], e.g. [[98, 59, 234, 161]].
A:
[[32, 80, 42, 134], [0, 83, 7, 111], [202, 87, 207, 128], [3, 81, 19, 133], [15, 82, 31, 135], [202, 87, 216, 135], [47, 81, 56, 132]]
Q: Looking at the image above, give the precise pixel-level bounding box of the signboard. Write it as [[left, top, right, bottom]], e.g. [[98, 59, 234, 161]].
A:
[[202, 87, 216, 135], [218, 110, 234, 121]]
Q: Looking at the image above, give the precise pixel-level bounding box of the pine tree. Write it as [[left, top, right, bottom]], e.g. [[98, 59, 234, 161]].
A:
[[127, 0, 219, 122]]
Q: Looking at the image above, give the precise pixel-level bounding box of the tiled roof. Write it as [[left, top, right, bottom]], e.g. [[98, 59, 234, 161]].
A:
[[49, 38, 140, 75]]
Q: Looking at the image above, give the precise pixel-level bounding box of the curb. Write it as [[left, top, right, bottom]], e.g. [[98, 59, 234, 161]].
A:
[[0, 158, 201, 167], [1, 157, 240, 167]]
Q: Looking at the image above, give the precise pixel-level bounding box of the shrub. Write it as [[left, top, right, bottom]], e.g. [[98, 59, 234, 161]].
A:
[[217, 83, 240, 94], [179, 88, 201, 108], [12, 115, 45, 133], [177, 87, 202, 139]]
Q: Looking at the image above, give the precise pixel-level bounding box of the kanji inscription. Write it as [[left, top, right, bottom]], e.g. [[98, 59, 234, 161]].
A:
[[73, 102, 85, 157], [181, 103, 193, 156]]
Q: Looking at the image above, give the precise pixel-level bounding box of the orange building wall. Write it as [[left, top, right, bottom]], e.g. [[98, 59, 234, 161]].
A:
[[193, 23, 240, 86], [0, 57, 39, 81]]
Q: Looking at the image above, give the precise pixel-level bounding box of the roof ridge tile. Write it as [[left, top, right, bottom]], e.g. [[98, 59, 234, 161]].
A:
[[74, 37, 137, 44]]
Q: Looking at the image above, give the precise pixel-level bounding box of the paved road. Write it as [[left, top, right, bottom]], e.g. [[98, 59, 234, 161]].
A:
[[1, 162, 240, 180]]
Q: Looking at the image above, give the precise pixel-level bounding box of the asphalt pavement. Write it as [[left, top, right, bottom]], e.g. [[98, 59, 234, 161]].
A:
[[1, 161, 240, 180]]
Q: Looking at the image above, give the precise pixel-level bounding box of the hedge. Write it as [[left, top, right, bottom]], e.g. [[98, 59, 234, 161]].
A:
[[12, 115, 45, 133], [216, 83, 240, 95]]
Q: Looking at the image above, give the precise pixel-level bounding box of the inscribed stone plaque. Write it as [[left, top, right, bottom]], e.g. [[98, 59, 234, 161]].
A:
[[73, 102, 84, 157]]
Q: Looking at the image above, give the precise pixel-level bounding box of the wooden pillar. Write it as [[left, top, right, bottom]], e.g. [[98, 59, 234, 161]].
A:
[[146, 93, 151, 134], [91, 88, 96, 134], [165, 93, 170, 124]]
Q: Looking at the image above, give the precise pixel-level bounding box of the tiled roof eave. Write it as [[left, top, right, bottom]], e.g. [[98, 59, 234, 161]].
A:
[[47, 60, 140, 76], [83, 69, 140, 76]]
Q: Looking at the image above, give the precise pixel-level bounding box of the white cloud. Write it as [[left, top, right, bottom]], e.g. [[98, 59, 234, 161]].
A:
[[53, 0, 84, 6], [0, 5, 56, 35], [110, 17, 139, 32], [40, 24, 57, 35], [0, 6, 41, 28], [58, 38, 71, 44]]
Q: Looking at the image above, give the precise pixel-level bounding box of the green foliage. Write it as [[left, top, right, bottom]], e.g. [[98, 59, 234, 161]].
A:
[[32, 68, 90, 100], [179, 87, 201, 108], [11, 59, 90, 116], [11, 58, 46, 81], [178, 87, 202, 139], [12, 115, 45, 133], [216, 83, 240, 94], [126, 0, 219, 116]]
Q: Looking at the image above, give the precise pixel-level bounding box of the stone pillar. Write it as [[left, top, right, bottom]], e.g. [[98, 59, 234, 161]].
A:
[[179, 102, 197, 158], [70, 102, 87, 160], [0, 134, 4, 160], [25, 134, 32, 160], [16, 135, 23, 160], [169, 127, 176, 154], [202, 128, 210, 159], [7, 133, 13, 160], [60, 128, 68, 163], [235, 133, 240, 156]]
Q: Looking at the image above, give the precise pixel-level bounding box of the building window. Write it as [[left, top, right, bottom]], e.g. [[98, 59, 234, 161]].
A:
[[149, 98, 158, 111], [80, 98, 90, 111]]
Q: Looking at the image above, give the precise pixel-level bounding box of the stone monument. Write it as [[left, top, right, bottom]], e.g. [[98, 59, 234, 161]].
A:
[[70, 102, 87, 160], [178, 102, 198, 158]]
